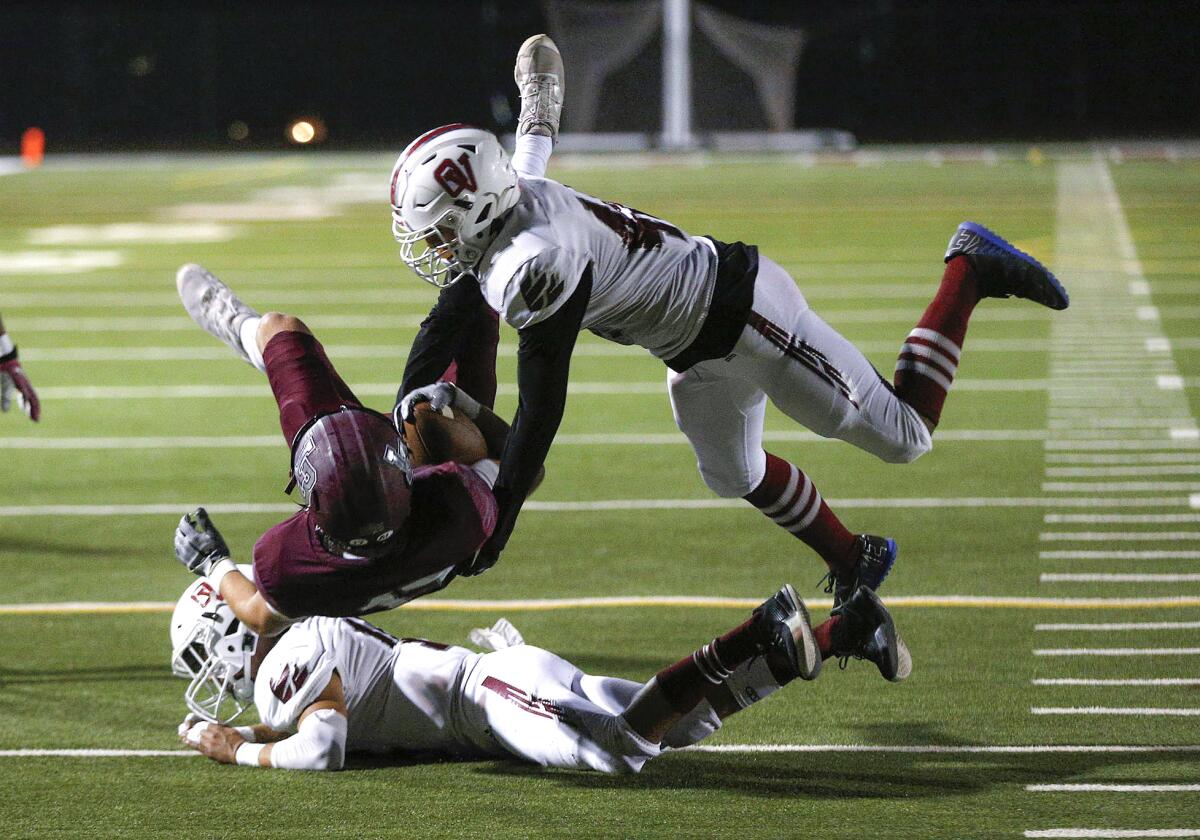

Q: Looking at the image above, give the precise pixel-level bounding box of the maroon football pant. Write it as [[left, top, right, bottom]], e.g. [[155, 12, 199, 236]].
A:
[[263, 331, 362, 445]]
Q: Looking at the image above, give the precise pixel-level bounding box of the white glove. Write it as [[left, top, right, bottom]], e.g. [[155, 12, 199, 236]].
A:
[[396, 381, 481, 425], [468, 618, 525, 651]]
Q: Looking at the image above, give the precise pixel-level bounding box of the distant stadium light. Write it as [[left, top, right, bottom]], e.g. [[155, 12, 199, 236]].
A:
[[287, 117, 326, 145]]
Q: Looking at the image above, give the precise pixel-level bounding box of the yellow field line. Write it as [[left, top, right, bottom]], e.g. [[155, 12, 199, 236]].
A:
[[3, 595, 1200, 616]]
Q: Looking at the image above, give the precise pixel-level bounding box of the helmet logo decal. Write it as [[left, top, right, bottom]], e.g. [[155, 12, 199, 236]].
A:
[[269, 663, 311, 703], [190, 581, 219, 607], [433, 153, 478, 198], [294, 436, 318, 499]]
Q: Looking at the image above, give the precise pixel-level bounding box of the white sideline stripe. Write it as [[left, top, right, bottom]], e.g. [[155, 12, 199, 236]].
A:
[[6, 744, 1200, 760], [1033, 679, 1200, 686], [1046, 454, 1200, 463], [13, 339, 1077, 363], [6, 595, 1200, 616], [1035, 648, 1200, 656], [1046, 442, 1200, 451], [1040, 532, 1200, 541], [1043, 482, 1200, 492], [1040, 551, 1200, 560], [29, 381, 1103, 400], [1046, 467, 1200, 478], [1031, 707, 1200, 716], [1041, 574, 1200, 583], [1044, 514, 1200, 524], [1026, 831, 1200, 839], [0, 429, 1056, 450], [1, 497, 1196, 518], [1036, 622, 1200, 631], [1028, 784, 1200, 792], [12, 309, 1052, 332]]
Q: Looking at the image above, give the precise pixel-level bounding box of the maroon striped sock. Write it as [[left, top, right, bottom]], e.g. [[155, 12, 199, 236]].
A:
[[744, 452, 857, 573], [893, 256, 982, 427], [654, 618, 764, 714]]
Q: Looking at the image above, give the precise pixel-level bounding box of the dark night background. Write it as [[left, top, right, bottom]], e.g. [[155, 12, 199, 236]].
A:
[[1, 0, 1197, 151]]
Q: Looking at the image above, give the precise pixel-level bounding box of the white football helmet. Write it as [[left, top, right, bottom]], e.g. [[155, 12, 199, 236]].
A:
[[390, 124, 519, 288], [169, 570, 258, 724]]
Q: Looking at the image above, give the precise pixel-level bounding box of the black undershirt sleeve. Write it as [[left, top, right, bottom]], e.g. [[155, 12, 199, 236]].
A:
[[485, 265, 593, 557], [398, 278, 488, 405]]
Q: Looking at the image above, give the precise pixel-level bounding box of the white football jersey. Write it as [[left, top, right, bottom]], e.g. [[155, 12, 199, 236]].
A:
[[477, 177, 718, 359], [254, 617, 491, 756]]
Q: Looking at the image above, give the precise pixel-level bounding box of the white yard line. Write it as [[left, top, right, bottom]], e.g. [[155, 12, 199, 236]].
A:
[[1033, 679, 1200, 686], [0, 429, 1056, 450], [1034, 648, 1200, 656], [5, 595, 1200, 616], [1031, 707, 1200, 716], [1, 497, 1197, 518], [1043, 482, 1200, 493], [1040, 551, 1200, 559], [1040, 531, 1200, 541], [1027, 784, 1200, 792], [5, 744, 1200, 760], [29, 380, 1129, 400], [1041, 574, 1200, 583], [1035, 621, 1200, 631], [1044, 514, 1200, 523], [1025, 831, 1200, 839]]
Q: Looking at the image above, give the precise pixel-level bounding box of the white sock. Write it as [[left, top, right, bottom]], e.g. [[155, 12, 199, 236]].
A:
[[239, 316, 266, 372], [512, 134, 553, 179]]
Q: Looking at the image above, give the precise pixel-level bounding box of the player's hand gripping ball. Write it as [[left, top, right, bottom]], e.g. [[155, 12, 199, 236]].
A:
[[402, 402, 489, 467]]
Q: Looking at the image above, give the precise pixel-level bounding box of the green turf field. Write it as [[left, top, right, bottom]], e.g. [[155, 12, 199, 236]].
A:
[[1, 150, 1198, 838]]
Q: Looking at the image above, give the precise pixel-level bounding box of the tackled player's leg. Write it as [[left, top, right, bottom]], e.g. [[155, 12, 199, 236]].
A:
[[176, 264, 363, 446]]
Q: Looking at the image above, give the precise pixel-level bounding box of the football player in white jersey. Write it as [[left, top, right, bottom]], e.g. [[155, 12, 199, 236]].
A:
[[174, 573, 909, 772], [0, 314, 40, 422], [392, 36, 1070, 607]]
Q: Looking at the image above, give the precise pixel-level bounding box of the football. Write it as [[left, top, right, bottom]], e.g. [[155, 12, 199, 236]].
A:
[[403, 402, 489, 467]]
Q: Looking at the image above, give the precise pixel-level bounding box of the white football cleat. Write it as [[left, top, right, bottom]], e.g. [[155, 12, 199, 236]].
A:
[[176, 263, 259, 365], [514, 33, 564, 141]]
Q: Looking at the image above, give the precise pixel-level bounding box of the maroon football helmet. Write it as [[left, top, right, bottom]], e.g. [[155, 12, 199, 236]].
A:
[[290, 407, 411, 556]]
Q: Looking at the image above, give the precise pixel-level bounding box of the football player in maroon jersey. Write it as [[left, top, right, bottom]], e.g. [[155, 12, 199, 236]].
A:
[[0, 313, 40, 422], [172, 264, 511, 636]]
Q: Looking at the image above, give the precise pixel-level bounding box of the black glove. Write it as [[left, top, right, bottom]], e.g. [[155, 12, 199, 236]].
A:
[[174, 508, 233, 577], [460, 542, 500, 577]]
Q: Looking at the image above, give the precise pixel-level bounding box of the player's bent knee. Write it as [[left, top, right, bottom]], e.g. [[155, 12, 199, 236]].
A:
[[877, 434, 932, 465], [698, 467, 757, 498], [256, 311, 312, 348]]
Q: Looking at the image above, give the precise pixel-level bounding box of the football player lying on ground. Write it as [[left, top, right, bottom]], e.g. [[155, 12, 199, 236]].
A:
[[392, 35, 1071, 604], [171, 265, 519, 637], [174, 572, 909, 772], [0, 314, 40, 422]]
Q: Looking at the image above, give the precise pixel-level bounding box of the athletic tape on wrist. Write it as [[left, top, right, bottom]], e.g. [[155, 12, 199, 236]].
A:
[[235, 742, 265, 767], [208, 558, 237, 590]]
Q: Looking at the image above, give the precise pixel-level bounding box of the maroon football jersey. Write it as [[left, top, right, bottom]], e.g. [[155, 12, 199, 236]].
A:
[[253, 462, 497, 618]]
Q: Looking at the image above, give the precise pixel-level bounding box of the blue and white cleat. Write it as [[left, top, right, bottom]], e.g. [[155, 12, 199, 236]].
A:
[[826, 534, 897, 609], [945, 221, 1069, 310]]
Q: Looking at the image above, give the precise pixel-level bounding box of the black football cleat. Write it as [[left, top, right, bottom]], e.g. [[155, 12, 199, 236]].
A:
[[752, 583, 822, 683], [829, 586, 911, 682], [825, 534, 897, 609], [944, 221, 1069, 310]]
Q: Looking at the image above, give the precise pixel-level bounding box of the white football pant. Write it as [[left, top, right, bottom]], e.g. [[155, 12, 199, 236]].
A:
[[669, 256, 932, 498], [461, 646, 720, 774]]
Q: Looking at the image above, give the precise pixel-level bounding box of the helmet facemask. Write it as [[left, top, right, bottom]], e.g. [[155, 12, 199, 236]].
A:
[[171, 608, 257, 724], [392, 206, 482, 289]]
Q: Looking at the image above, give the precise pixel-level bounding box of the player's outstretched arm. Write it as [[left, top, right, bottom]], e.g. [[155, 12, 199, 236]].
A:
[[0, 315, 41, 422], [173, 508, 294, 636], [181, 675, 349, 771], [470, 268, 590, 574], [398, 279, 492, 407]]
